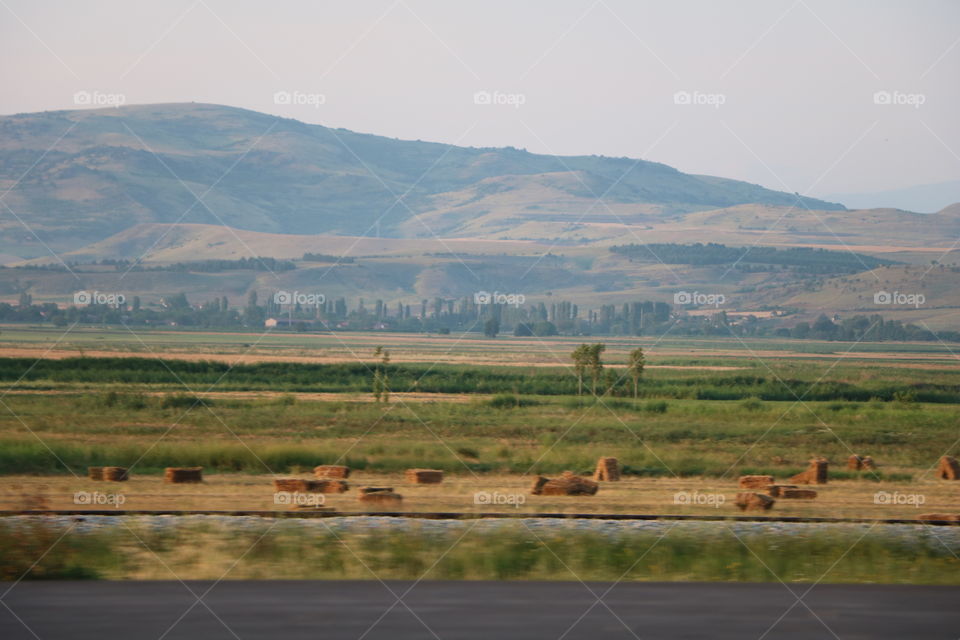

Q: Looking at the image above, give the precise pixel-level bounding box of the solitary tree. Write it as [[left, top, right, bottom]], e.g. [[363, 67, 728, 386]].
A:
[[587, 343, 606, 395], [372, 346, 390, 403], [627, 347, 646, 398], [571, 344, 591, 396], [483, 317, 500, 338]]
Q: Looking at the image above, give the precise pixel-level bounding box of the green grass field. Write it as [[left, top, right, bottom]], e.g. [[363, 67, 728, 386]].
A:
[[1, 329, 958, 583]]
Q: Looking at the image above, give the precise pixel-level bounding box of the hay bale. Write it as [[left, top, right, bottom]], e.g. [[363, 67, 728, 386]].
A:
[[530, 476, 550, 495], [274, 478, 349, 493], [88, 467, 104, 481], [360, 486, 393, 494], [164, 467, 203, 483], [592, 457, 620, 482], [405, 469, 443, 484], [738, 475, 774, 489], [535, 471, 599, 496], [767, 484, 797, 498], [938, 456, 960, 480], [918, 513, 960, 522], [314, 465, 350, 479], [102, 466, 128, 482], [779, 488, 817, 499], [358, 489, 403, 507], [734, 492, 775, 511], [789, 458, 828, 484], [848, 455, 876, 471], [274, 478, 316, 492], [317, 480, 349, 493]]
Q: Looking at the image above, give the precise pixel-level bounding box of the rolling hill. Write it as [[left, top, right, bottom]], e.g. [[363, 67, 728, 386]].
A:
[[0, 102, 844, 258]]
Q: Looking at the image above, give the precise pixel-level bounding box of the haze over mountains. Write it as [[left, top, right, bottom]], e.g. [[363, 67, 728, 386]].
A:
[[825, 180, 960, 214], [0, 102, 849, 259]]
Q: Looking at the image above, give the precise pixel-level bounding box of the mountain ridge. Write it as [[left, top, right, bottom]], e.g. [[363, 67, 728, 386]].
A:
[[0, 102, 845, 258]]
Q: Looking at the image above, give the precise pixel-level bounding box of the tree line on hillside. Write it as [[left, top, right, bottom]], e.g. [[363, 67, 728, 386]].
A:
[[610, 243, 895, 274]]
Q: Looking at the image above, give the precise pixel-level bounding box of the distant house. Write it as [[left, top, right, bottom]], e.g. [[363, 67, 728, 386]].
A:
[[265, 317, 314, 329]]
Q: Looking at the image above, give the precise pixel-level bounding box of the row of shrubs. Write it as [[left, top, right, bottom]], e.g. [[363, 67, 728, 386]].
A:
[[1, 357, 957, 402]]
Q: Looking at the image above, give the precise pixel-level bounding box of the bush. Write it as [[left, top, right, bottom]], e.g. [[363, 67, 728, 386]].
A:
[[487, 394, 540, 409], [161, 393, 211, 409], [644, 400, 669, 414]]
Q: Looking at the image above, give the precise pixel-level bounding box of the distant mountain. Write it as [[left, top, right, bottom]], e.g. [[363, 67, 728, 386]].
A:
[[824, 180, 960, 213], [0, 103, 843, 257]]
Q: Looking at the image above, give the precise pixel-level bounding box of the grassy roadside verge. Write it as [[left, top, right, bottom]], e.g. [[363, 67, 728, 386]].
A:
[[2, 519, 957, 584]]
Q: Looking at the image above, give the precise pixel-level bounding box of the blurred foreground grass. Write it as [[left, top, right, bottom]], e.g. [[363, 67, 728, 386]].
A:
[[2, 519, 957, 584]]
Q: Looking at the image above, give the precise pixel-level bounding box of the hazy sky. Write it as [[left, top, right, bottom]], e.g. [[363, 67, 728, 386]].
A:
[[2, 0, 958, 201]]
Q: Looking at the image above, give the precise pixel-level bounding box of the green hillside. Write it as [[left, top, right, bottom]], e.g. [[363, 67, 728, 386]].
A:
[[0, 103, 844, 256]]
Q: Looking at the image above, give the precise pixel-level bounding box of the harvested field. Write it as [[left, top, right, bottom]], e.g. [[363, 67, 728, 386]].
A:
[[2, 473, 960, 519]]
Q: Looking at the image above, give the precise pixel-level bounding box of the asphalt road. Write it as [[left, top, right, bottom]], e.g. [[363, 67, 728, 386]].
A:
[[2, 581, 958, 639]]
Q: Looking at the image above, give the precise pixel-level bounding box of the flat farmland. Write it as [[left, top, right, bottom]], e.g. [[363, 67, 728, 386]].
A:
[[1, 329, 958, 584]]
